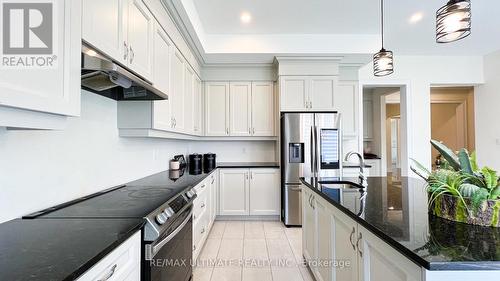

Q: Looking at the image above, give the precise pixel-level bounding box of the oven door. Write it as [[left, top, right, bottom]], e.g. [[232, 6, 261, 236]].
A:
[[144, 206, 193, 281]]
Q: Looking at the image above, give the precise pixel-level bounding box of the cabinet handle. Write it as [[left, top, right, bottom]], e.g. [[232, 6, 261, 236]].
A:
[[349, 227, 356, 250], [312, 197, 315, 210], [246, 173, 249, 180], [226, 128, 229, 135], [201, 227, 205, 234], [201, 202, 205, 208], [356, 232, 363, 258], [211, 178, 215, 184], [193, 245, 196, 251], [97, 264, 117, 281], [129, 46, 135, 64], [201, 184, 206, 189], [123, 41, 128, 60], [252, 128, 255, 135]]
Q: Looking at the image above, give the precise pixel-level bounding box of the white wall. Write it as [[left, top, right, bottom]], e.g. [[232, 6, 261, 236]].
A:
[[189, 141, 277, 162], [475, 50, 500, 171], [359, 55, 484, 175]]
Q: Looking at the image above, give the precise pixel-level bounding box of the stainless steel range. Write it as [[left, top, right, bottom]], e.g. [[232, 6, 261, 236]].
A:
[[25, 170, 205, 281]]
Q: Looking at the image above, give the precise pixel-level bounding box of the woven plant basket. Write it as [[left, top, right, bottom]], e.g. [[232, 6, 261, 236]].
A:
[[430, 193, 500, 227]]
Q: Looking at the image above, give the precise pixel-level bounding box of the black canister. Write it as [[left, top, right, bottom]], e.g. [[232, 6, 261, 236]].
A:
[[188, 154, 202, 175], [203, 153, 216, 173]]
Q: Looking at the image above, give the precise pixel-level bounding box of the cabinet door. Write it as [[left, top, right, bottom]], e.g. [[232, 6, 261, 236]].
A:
[[336, 81, 358, 137], [315, 197, 333, 281], [358, 225, 422, 281], [152, 23, 173, 131], [251, 82, 275, 136], [309, 76, 337, 111], [302, 189, 316, 262], [82, 0, 127, 65], [193, 76, 202, 135], [330, 206, 359, 281], [205, 82, 230, 136], [170, 49, 185, 132], [229, 82, 252, 136], [0, 0, 81, 118], [127, 0, 153, 80], [280, 76, 309, 111], [249, 169, 280, 215], [219, 169, 249, 216], [184, 65, 195, 134]]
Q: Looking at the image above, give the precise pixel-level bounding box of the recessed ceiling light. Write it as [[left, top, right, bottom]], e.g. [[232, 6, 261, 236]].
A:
[[240, 12, 252, 24], [409, 12, 424, 24]]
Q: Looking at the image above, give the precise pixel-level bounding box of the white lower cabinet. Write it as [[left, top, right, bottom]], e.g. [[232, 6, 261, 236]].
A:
[[219, 168, 279, 216], [303, 190, 423, 281], [77, 231, 141, 281], [192, 173, 218, 262], [249, 169, 280, 215]]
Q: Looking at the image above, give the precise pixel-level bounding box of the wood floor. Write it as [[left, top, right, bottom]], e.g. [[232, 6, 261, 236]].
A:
[[193, 221, 315, 281]]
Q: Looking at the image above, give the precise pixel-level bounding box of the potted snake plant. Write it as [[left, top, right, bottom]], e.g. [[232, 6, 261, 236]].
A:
[[411, 140, 500, 227]]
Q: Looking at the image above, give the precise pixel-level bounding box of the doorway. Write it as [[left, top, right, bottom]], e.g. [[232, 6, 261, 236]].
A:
[[430, 87, 475, 170], [362, 86, 406, 179]]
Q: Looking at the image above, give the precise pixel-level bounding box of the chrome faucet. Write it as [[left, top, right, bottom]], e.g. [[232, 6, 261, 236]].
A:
[[345, 151, 367, 186]]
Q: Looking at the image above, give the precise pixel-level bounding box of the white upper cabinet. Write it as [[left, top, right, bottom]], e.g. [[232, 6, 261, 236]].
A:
[[205, 82, 230, 136], [0, 0, 81, 129], [336, 81, 358, 137], [82, 0, 153, 80], [127, 0, 154, 80], [310, 76, 337, 110], [184, 65, 195, 134], [170, 49, 185, 132], [229, 82, 252, 136], [249, 168, 280, 216], [193, 76, 202, 135], [280, 76, 309, 111], [151, 23, 172, 131], [280, 76, 339, 112], [251, 82, 275, 136], [82, 0, 127, 65]]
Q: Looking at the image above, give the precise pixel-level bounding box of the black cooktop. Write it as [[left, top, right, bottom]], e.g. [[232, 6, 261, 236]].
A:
[[26, 169, 214, 219]]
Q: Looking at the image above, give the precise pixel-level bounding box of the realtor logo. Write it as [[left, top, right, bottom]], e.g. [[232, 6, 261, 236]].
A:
[[1, 0, 57, 68]]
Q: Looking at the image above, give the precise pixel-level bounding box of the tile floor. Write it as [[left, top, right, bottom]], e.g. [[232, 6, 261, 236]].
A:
[[193, 221, 315, 281]]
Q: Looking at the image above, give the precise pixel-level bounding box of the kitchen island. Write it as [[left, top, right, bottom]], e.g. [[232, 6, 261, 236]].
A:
[[301, 176, 500, 281]]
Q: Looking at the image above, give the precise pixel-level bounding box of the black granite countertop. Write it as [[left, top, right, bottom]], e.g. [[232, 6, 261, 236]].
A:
[[0, 218, 144, 281], [217, 162, 280, 168], [301, 176, 500, 271]]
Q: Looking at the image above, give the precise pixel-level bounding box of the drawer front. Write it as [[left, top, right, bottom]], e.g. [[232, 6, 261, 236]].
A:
[[193, 188, 208, 223], [194, 179, 208, 195], [77, 231, 141, 281], [193, 212, 209, 259]]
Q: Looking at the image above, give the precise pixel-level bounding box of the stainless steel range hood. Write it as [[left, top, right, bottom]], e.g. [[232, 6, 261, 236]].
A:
[[81, 44, 168, 101]]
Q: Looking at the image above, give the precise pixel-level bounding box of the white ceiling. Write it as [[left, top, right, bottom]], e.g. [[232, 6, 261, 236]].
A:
[[168, 0, 500, 64], [192, 0, 380, 34]]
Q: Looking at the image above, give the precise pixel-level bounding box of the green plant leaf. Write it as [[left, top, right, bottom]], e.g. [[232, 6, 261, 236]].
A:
[[410, 158, 430, 180], [471, 188, 489, 215], [430, 140, 461, 171], [489, 185, 500, 200], [458, 149, 473, 175], [470, 151, 479, 172], [481, 167, 499, 190], [459, 183, 480, 198]]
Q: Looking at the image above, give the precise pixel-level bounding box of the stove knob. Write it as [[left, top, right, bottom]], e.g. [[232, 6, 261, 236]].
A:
[[186, 190, 196, 198], [155, 213, 168, 225], [164, 207, 175, 218]]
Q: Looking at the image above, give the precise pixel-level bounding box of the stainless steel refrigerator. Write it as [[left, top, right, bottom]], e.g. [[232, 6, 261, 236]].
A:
[[281, 112, 342, 226]]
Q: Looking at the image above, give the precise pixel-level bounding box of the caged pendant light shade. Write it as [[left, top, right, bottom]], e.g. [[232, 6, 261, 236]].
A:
[[436, 0, 471, 43], [373, 0, 393, 77]]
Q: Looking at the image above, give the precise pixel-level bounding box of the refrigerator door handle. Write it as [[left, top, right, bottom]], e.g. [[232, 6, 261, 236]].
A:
[[314, 125, 319, 177], [310, 126, 315, 175]]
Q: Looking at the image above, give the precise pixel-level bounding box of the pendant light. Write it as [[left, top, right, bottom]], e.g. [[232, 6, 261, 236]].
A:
[[373, 0, 393, 77], [436, 0, 471, 43]]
